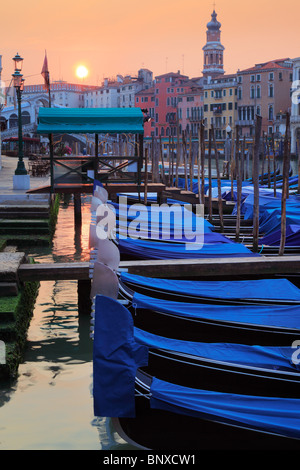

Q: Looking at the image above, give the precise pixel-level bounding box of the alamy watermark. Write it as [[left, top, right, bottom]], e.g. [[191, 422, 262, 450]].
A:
[[291, 80, 300, 106], [291, 340, 300, 365], [95, 195, 204, 250], [0, 340, 5, 364]]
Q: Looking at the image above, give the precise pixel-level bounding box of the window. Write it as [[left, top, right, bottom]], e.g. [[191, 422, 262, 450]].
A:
[[269, 84, 274, 98], [256, 106, 261, 116], [250, 75, 255, 82], [204, 104, 208, 112], [229, 88, 233, 96], [279, 72, 283, 81], [136, 97, 139, 103], [238, 76, 242, 83], [269, 72, 274, 81], [250, 86, 255, 99], [238, 87, 242, 100], [268, 105, 274, 121], [228, 102, 233, 110], [156, 98, 159, 106], [204, 91, 208, 98], [223, 89, 226, 97], [211, 90, 214, 98], [256, 74, 261, 81], [256, 85, 261, 98]]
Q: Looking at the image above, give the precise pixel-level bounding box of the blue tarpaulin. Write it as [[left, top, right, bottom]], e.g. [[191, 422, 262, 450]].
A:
[[117, 237, 259, 259], [132, 291, 300, 330], [121, 272, 300, 302], [93, 295, 148, 417], [150, 377, 300, 439], [134, 327, 300, 372]]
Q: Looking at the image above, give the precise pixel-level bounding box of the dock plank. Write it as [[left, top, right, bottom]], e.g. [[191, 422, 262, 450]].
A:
[[17, 255, 300, 281]]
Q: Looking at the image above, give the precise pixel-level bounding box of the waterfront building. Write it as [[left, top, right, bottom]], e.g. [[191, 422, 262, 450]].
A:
[[135, 86, 155, 138], [85, 69, 153, 110], [202, 9, 225, 79], [203, 74, 237, 140], [177, 84, 204, 137], [236, 59, 293, 138], [152, 72, 196, 138], [291, 57, 300, 153]]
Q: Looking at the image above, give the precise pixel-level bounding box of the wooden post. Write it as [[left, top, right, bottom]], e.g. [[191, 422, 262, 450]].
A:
[[197, 127, 201, 204], [182, 132, 188, 191], [235, 126, 241, 242], [78, 279, 91, 316], [200, 122, 205, 206], [230, 131, 235, 200], [272, 133, 277, 197], [189, 132, 193, 192], [208, 128, 212, 222], [176, 125, 180, 187], [253, 116, 262, 253], [74, 193, 82, 229], [261, 131, 266, 185], [144, 148, 148, 205], [266, 134, 271, 188], [212, 125, 224, 232], [279, 113, 291, 256]]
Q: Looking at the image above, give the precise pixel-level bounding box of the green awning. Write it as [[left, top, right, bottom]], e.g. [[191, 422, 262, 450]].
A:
[[37, 107, 144, 135]]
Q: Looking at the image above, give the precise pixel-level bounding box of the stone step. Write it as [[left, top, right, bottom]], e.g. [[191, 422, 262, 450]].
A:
[[0, 282, 18, 297], [0, 223, 50, 235], [0, 219, 49, 228], [0, 211, 50, 219]]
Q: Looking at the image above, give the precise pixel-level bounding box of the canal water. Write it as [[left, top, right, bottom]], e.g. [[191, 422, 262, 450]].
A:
[[0, 194, 136, 450]]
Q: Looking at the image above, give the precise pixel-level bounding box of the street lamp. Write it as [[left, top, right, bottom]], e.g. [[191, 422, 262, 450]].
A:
[[12, 53, 27, 177]]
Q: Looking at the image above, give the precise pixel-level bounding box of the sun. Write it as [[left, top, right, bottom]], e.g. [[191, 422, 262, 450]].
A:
[[76, 65, 89, 80]]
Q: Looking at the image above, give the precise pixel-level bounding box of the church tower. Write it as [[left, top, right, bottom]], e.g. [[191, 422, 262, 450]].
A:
[[202, 10, 225, 78]]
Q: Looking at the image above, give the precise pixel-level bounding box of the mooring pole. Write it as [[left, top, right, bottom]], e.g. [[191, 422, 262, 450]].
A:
[[74, 193, 82, 228], [253, 115, 262, 253]]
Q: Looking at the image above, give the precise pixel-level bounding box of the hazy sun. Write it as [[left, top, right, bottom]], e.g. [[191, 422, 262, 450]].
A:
[[76, 65, 89, 79]]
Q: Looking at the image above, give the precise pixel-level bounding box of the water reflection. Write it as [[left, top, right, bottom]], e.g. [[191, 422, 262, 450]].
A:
[[0, 195, 134, 450]]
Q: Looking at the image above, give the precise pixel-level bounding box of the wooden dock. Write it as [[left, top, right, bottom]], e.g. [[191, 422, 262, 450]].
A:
[[17, 255, 300, 281]]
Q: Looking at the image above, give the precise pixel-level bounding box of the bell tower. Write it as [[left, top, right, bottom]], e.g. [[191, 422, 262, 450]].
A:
[[202, 10, 225, 78]]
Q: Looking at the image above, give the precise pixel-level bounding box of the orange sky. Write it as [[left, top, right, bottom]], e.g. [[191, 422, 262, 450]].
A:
[[1, 0, 300, 86]]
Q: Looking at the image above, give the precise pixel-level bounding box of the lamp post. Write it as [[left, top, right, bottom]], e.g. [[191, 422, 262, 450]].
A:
[[12, 53, 30, 190], [12, 53, 27, 176]]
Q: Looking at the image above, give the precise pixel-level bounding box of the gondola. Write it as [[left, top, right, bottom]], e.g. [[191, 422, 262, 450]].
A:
[[133, 327, 300, 398], [122, 290, 300, 346], [118, 272, 300, 305], [113, 369, 300, 450], [92, 295, 300, 450]]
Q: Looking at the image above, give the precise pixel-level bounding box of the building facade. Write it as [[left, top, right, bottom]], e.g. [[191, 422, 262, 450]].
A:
[[203, 74, 237, 139], [236, 59, 293, 137], [177, 86, 203, 137]]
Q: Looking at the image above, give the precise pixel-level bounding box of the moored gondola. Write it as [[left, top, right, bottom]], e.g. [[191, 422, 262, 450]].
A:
[[113, 369, 300, 450]]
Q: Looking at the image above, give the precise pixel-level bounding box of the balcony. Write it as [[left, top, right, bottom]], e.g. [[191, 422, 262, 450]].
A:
[[235, 119, 255, 127]]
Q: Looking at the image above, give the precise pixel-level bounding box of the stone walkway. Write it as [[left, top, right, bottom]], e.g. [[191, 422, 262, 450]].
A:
[[0, 154, 50, 195]]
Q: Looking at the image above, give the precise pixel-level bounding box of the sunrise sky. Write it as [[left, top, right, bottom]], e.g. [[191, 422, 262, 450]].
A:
[[1, 0, 300, 86]]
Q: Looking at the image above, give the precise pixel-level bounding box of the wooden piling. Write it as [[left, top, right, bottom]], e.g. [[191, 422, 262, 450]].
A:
[[208, 129, 212, 222], [271, 133, 277, 197], [144, 148, 148, 205], [253, 115, 262, 252], [212, 125, 224, 232], [279, 113, 291, 256], [200, 122, 205, 206], [235, 126, 241, 242]]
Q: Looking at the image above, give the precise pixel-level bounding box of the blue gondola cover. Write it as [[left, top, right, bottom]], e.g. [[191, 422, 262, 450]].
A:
[[93, 295, 148, 417]]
